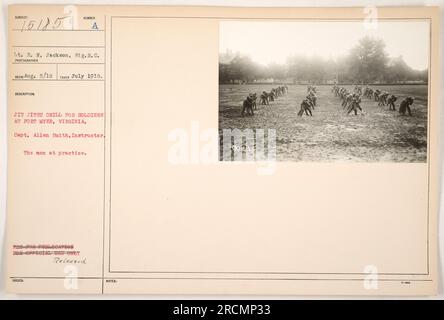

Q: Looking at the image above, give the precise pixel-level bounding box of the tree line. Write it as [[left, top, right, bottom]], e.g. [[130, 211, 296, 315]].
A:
[[219, 36, 428, 85]]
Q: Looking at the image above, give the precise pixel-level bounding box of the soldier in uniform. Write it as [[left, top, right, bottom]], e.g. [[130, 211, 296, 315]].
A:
[[347, 94, 363, 115], [378, 92, 389, 107], [260, 91, 269, 105], [298, 98, 313, 116], [399, 97, 414, 116], [387, 94, 397, 111], [241, 94, 255, 116]]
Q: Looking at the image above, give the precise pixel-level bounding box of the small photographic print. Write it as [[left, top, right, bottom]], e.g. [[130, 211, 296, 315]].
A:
[[219, 20, 429, 162]]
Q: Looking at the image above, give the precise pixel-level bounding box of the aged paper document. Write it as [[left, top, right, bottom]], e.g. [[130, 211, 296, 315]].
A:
[[6, 5, 440, 295]]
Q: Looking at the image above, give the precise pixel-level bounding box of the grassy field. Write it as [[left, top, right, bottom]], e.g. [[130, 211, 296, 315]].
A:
[[219, 84, 428, 162]]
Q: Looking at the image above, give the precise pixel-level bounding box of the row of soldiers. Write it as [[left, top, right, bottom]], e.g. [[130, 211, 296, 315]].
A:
[[333, 84, 416, 116], [242, 83, 416, 117], [259, 85, 288, 105], [297, 86, 318, 116], [241, 85, 288, 116], [363, 86, 415, 116], [332, 85, 363, 115], [363, 87, 397, 110]]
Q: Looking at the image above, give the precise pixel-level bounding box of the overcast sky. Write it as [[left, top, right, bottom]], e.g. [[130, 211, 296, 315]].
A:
[[219, 20, 429, 70]]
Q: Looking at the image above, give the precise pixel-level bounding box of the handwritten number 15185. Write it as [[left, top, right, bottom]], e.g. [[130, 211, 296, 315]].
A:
[[20, 16, 74, 31]]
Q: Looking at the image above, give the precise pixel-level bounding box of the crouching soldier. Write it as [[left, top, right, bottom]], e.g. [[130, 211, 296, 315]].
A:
[[308, 92, 317, 109], [241, 95, 255, 116], [260, 91, 269, 105], [399, 97, 414, 116], [374, 89, 381, 102], [378, 92, 389, 107], [387, 95, 397, 111], [297, 98, 313, 116], [347, 94, 362, 115]]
